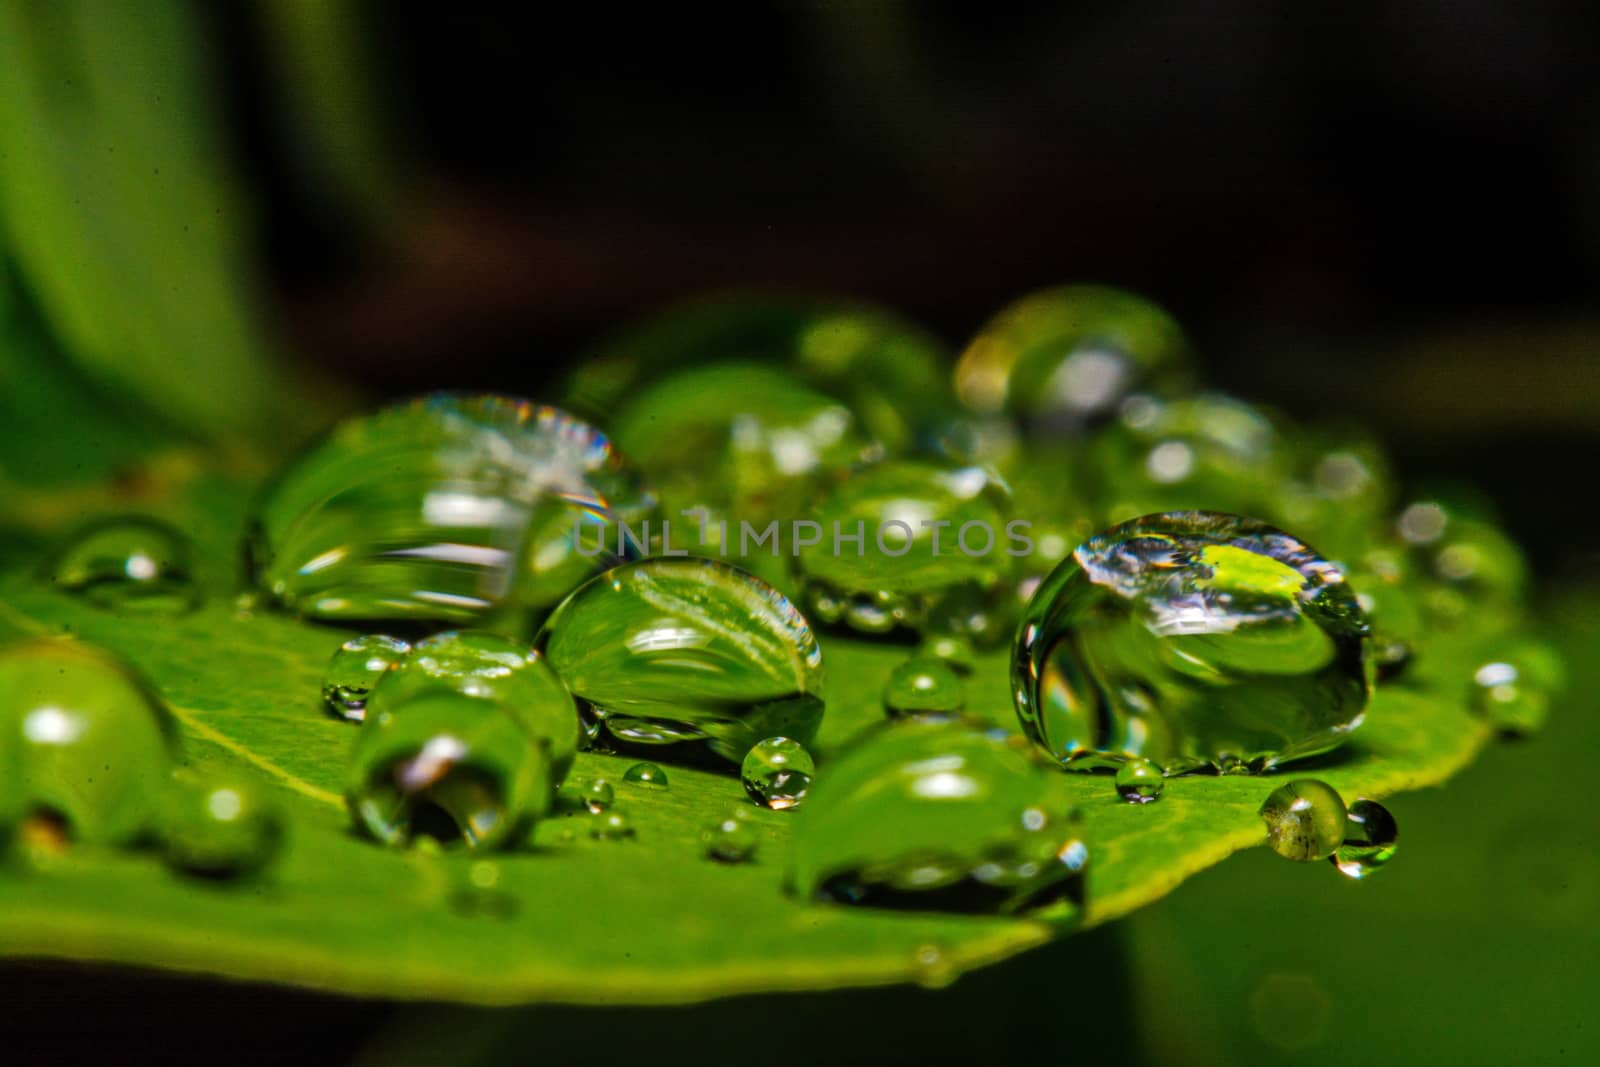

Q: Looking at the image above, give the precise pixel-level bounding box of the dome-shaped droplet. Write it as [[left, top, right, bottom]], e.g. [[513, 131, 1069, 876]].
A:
[[622, 761, 668, 788], [1014, 511, 1371, 774], [882, 658, 965, 718], [49, 517, 200, 616], [954, 285, 1191, 436], [250, 394, 655, 622], [788, 716, 1088, 914], [589, 810, 636, 840], [741, 737, 815, 810], [365, 630, 579, 784], [794, 461, 1016, 640], [578, 778, 615, 813], [1330, 798, 1398, 879], [0, 639, 179, 844], [535, 559, 824, 764], [702, 807, 759, 863], [567, 294, 954, 455], [346, 691, 551, 850], [1114, 758, 1164, 804], [1260, 779, 1347, 862], [160, 773, 286, 878], [321, 634, 411, 722]]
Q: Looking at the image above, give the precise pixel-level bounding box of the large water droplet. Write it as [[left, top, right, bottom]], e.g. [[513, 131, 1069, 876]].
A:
[[702, 807, 759, 863], [49, 517, 200, 615], [1330, 798, 1398, 879], [622, 761, 668, 788], [160, 773, 285, 879], [954, 285, 1190, 436], [0, 639, 178, 844], [250, 394, 655, 622], [1260, 779, 1347, 862], [1014, 511, 1371, 774], [794, 461, 1015, 640], [535, 558, 824, 764], [741, 737, 815, 810], [321, 634, 411, 722], [1114, 758, 1164, 804], [347, 691, 551, 850], [882, 657, 965, 718], [788, 716, 1087, 914], [366, 630, 579, 784]]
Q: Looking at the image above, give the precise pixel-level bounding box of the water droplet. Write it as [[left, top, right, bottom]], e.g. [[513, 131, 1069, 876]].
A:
[[589, 810, 635, 840], [536, 558, 823, 764], [1260, 779, 1347, 862], [622, 762, 668, 788], [742, 737, 815, 810], [321, 634, 411, 722], [160, 774, 285, 879], [49, 517, 200, 615], [0, 639, 178, 844], [794, 461, 1015, 641], [1393, 501, 1529, 627], [1114, 758, 1164, 804], [580, 778, 615, 813], [346, 693, 555, 850], [1331, 798, 1398, 879], [954, 285, 1191, 436], [366, 630, 579, 784], [788, 716, 1088, 914], [702, 808, 759, 863], [1471, 642, 1564, 738], [448, 859, 520, 919], [1014, 512, 1371, 773], [882, 658, 965, 718], [911, 942, 958, 989], [917, 634, 975, 675], [250, 394, 655, 622]]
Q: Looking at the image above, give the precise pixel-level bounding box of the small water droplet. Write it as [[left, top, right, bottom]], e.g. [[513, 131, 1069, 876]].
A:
[[788, 716, 1087, 914], [1015, 512, 1371, 774], [917, 634, 975, 675], [0, 639, 178, 845], [49, 517, 200, 615], [448, 859, 520, 919], [742, 737, 815, 810], [622, 762, 668, 788], [882, 657, 965, 718], [1114, 758, 1164, 804], [1260, 779, 1347, 862], [321, 634, 411, 722], [911, 942, 958, 989], [589, 810, 635, 840], [536, 558, 823, 765], [160, 774, 285, 879], [581, 779, 615, 813], [1471, 642, 1563, 738], [702, 808, 759, 863], [1330, 798, 1398, 879]]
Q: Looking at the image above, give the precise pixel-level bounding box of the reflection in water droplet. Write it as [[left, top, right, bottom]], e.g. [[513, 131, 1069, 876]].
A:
[[794, 461, 1015, 642], [1331, 798, 1398, 879], [622, 762, 668, 788], [1260, 779, 1347, 862], [589, 810, 636, 840], [0, 639, 178, 845], [1014, 511, 1371, 774], [1114, 758, 1164, 804], [50, 517, 200, 616], [536, 558, 823, 765], [321, 634, 411, 722], [703, 809, 759, 863], [346, 693, 553, 851], [788, 716, 1087, 915], [742, 738, 815, 811], [882, 658, 965, 719], [160, 774, 285, 879], [250, 394, 655, 622]]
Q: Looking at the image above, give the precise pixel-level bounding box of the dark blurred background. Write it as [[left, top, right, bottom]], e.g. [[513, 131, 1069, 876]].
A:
[[3, 3, 1599, 1063]]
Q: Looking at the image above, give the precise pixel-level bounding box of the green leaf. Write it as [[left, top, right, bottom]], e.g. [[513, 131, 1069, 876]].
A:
[[0, 472, 1493, 1005]]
